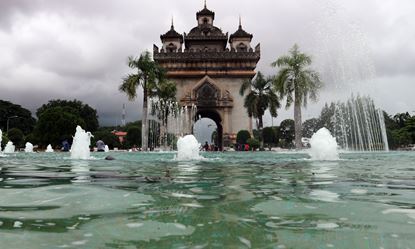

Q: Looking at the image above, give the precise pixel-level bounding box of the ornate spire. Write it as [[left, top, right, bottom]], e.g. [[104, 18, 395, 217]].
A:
[[204, 0, 207, 8], [171, 16, 174, 29], [239, 15, 242, 29]]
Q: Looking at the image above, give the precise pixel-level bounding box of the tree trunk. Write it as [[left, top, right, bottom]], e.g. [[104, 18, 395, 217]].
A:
[[142, 82, 149, 151], [258, 116, 264, 149], [294, 98, 303, 149]]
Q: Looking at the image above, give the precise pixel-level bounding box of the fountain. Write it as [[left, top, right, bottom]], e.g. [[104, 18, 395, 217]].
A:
[[176, 135, 203, 161], [24, 142, 34, 153], [4, 141, 15, 153], [150, 99, 197, 150], [0, 129, 2, 153], [331, 95, 389, 151], [104, 145, 109, 152], [46, 144, 54, 153], [309, 128, 339, 161], [70, 126, 93, 160]]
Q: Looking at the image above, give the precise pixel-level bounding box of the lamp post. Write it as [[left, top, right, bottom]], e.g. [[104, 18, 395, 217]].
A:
[[6, 116, 18, 133]]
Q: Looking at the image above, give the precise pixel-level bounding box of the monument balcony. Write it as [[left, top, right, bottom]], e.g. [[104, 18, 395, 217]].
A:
[[153, 48, 260, 62]]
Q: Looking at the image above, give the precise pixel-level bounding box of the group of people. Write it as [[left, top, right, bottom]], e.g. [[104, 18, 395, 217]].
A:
[[202, 142, 219, 151], [61, 139, 108, 152], [235, 143, 250, 151]]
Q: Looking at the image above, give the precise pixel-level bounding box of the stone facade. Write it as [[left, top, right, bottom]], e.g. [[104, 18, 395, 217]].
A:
[[153, 4, 260, 148]]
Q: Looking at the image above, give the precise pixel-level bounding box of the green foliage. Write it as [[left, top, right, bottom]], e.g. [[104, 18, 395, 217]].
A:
[[92, 131, 121, 150], [119, 51, 166, 101], [7, 128, 24, 148], [34, 106, 85, 147], [272, 44, 323, 108], [119, 51, 167, 151], [0, 100, 36, 135], [247, 138, 260, 151], [302, 118, 319, 138], [279, 119, 295, 149], [272, 44, 322, 148], [240, 71, 280, 124], [25, 133, 39, 145], [393, 112, 411, 129], [317, 103, 336, 131], [1, 134, 9, 148], [381, 111, 414, 150], [36, 99, 99, 132], [263, 127, 278, 146], [122, 121, 142, 132], [126, 126, 142, 147], [236, 130, 251, 144]]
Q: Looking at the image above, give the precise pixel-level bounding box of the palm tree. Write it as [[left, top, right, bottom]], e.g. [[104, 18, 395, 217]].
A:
[[240, 71, 280, 149], [119, 51, 165, 151], [272, 44, 323, 149]]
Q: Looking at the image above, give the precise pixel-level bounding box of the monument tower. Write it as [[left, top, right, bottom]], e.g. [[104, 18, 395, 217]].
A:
[[153, 3, 260, 149]]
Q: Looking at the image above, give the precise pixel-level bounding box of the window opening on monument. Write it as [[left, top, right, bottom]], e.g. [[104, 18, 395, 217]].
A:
[[237, 43, 247, 52], [167, 43, 177, 53], [203, 18, 208, 24]]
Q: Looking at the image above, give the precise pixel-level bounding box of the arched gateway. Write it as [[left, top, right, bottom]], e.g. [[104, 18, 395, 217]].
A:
[[154, 4, 260, 149]]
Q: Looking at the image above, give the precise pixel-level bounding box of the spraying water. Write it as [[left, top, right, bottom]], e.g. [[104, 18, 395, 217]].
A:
[[0, 129, 2, 153], [104, 145, 109, 152], [70, 126, 93, 160], [332, 95, 389, 151], [176, 135, 203, 161], [24, 142, 34, 153], [46, 144, 54, 153], [309, 128, 339, 161], [4, 141, 15, 153]]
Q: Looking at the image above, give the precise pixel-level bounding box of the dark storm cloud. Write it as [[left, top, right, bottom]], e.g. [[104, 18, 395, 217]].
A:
[[0, 0, 414, 127]]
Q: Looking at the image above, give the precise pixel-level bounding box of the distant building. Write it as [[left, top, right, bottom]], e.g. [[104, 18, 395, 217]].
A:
[[154, 3, 260, 149], [112, 131, 127, 143]]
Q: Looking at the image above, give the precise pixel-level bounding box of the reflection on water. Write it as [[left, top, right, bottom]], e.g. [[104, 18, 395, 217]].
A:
[[0, 151, 414, 248], [71, 160, 90, 183]]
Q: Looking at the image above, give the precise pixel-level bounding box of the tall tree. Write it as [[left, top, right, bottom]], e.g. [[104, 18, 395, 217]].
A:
[[0, 100, 36, 135], [119, 51, 166, 151], [37, 99, 99, 132], [34, 106, 86, 147], [239, 71, 280, 149], [272, 44, 323, 149]]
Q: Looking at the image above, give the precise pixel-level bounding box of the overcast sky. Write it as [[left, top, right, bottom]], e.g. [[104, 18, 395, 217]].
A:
[[0, 0, 414, 128]]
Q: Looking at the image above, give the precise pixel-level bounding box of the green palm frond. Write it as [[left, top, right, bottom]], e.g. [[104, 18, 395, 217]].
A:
[[119, 74, 140, 101], [240, 71, 281, 123], [272, 44, 323, 109]]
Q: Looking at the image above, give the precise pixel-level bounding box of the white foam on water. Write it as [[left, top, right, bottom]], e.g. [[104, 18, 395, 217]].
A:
[[350, 189, 368, 194], [13, 221, 23, 228], [174, 223, 187, 230], [309, 128, 339, 161], [104, 145, 109, 152], [239, 237, 252, 248], [310, 190, 340, 202], [126, 223, 143, 228], [70, 126, 93, 160], [71, 240, 88, 246], [46, 144, 54, 152], [24, 142, 34, 153], [181, 203, 204, 208], [317, 223, 339, 229], [176, 135, 203, 161], [4, 141, 15, 153], [382, 209, 415, 220]]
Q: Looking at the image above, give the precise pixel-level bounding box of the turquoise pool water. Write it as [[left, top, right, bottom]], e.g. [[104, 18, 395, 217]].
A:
[[1, 151, 414, 248]]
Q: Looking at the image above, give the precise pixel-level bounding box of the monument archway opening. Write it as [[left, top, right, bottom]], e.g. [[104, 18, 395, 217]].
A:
[[194, 109, 223, 151]]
